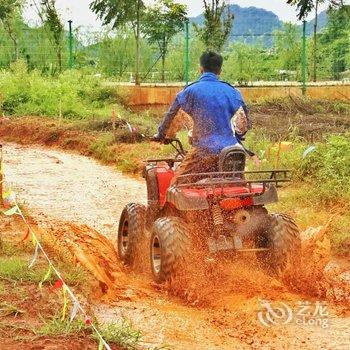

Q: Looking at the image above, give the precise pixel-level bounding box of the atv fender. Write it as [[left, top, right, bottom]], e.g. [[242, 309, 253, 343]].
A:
[[252, 184, 278, 205], [167, 187, 209, 211]]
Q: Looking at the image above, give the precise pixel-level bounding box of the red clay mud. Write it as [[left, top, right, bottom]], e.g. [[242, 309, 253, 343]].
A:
[[2, 141, 350, 349]]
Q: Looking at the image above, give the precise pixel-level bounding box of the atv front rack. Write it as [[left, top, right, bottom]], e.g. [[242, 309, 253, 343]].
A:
[[175, 169, 291, 196]]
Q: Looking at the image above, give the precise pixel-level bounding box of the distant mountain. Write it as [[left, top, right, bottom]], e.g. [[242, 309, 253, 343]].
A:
[[191, 4, 328, 46], [305, 10, 328, 35]]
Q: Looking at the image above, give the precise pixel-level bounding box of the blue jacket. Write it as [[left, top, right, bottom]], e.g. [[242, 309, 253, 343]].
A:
[[158, 72, 251, 154]]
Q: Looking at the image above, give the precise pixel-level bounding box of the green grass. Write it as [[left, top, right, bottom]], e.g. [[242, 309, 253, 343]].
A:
[[0, 60, 126, 120], [36, 316, 86, 337], [37, 316, 142, 350], [0, 257, 50, 283], [97, 320, 142, 350], [0, 250, 86, 287]]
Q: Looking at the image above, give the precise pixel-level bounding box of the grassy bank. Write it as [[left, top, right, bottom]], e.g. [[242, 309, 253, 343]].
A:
[[0, 216, 141, 349]]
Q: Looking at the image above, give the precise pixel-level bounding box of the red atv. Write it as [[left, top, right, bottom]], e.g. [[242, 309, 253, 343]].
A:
[[117, 139, 301, 283]]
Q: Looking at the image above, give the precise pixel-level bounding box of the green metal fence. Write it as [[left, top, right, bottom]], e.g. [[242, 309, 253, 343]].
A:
[[0, 13, 349, 86]]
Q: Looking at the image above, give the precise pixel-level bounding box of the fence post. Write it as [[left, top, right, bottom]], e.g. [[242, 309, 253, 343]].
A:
[[301, 20, 307, 96], [68, 20, 74, 69], [184, 18, 190, 86]]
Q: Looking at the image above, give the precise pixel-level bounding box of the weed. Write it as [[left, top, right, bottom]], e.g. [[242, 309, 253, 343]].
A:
[[0, 60, 124, 119], [37, 315, 86, 337], [0, 257, 50, 283], [0, 302, 25, 317], [55, 262, 87, 287], [96, 320, 142, 350]]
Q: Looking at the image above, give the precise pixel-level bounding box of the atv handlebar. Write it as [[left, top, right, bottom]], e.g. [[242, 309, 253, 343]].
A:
[[163, 138, 186, 158]]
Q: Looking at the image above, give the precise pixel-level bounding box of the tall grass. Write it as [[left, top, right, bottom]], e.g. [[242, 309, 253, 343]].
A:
[[0, 60, 124, 119], [246, 132, 350, 206]]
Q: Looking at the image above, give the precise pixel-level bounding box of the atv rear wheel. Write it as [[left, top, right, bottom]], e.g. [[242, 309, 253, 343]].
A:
[[117, 203, 146, 266], [256, 213, 301, 276], [150, 217, 190, 283]]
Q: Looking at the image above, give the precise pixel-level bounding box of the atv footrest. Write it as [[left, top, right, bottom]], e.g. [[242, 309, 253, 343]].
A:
[[208, 235, 243, 253]]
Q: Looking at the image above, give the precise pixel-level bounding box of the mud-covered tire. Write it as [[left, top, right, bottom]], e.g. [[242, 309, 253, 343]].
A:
[[117, 203, 146, 266], [150, 217, 190, 283], [256, 213, 301, 276]]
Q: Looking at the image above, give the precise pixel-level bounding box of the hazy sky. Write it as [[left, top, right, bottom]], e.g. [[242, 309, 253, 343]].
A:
[[24, 0, 331, 30]]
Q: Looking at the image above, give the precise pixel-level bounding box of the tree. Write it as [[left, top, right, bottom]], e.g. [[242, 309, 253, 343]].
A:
[[0, 0, 23, 60], [274, 23, 301, 75], [194, 0, 233, 52], [287, 0, 345, 81], [318, 5, 350, 79], [287, 0, 344, 19], [90, 0, 145, 85], [143, 0, 187, 83], [41, 0, 64, 72]]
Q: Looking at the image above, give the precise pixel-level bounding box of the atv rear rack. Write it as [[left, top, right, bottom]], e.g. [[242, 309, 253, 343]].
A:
[[175, 169, 291, 195]]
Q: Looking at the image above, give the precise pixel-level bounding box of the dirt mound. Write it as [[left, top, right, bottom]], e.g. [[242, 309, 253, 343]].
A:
[[45, 222, 128, 296]]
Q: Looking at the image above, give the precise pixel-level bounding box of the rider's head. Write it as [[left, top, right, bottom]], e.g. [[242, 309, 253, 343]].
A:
[[200, 51, 223, 76]]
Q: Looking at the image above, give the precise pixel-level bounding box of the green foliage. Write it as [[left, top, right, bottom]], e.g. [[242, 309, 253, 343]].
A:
[[246, 131, 350, 205], [0, 256, 49, 283], [287, 0, 318, 20], [41, 0, 64, 71], [287, 0, 345, 20], [274, 23, 301, 74], [97, 320, 142, 350], [143, 0, 187, 82], [0, 0, 23, 60], [37, 316, 86, 336], [89, 0, 146, 83], [0, 60, 122, 118], [89, 0, 145, 29], [194, 0, 233, 52], [317, 5, 350, 80], [296, 134, 350, 203], [223, 43, 277, 83]]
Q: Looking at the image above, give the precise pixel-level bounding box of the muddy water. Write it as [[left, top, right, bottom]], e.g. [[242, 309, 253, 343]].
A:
[[3, 143, 146, 237], [2, 142, 350, 350]]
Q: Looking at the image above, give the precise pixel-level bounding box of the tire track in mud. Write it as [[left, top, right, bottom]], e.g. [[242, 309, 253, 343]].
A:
[[3, 142, 146, 237], [2, 141, 350, 350]]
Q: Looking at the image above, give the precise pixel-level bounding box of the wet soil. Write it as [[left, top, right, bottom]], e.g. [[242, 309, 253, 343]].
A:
[[1, 141, 350, 350]]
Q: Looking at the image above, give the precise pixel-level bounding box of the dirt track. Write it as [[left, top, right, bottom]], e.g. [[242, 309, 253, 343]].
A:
[[2, 142, 350, 350]]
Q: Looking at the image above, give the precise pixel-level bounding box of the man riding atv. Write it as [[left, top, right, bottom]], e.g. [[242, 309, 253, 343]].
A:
[[153, 51, 252, 181], [117, 51, 301, 284]]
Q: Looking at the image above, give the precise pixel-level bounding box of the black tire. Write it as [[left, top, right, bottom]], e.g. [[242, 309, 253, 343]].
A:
[[117, 203, 146, 266], [150, 217, 190, 283], [256, 213, 301, 276]]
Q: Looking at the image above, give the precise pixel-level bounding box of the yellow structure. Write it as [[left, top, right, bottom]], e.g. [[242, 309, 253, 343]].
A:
[[119, 84, 350, 106]]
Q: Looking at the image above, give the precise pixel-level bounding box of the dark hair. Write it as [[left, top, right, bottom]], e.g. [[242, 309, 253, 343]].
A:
[[200, 51, 223, 74]]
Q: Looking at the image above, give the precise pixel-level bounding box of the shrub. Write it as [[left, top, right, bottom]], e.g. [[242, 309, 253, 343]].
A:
[[296, 134, 350, 204], [0, 60, 123, 119]]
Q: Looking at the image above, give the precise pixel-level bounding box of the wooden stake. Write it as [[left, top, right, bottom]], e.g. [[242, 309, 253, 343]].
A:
[[275, 140, 282, 169], [111, 110, 116, 141]]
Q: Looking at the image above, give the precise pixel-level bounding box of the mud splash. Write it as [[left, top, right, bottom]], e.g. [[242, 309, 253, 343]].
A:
[[164, 220, 350, 308], [3, 141, 350, 349]]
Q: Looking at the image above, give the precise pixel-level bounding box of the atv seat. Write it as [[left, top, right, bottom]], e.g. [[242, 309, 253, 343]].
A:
[[219, 145, 246, 176]]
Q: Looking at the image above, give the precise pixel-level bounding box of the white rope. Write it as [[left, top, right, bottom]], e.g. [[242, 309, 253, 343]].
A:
[[16, 206, 112, 350]]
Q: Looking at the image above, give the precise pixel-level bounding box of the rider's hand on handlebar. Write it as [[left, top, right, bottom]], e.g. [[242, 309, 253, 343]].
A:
[[151, 133, 165, 143]]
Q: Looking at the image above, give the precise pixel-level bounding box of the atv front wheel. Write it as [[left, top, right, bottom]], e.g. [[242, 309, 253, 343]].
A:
[[117, 203, 146, 266], [256, 213, 301, 276], [150, 217, 190, 283]]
